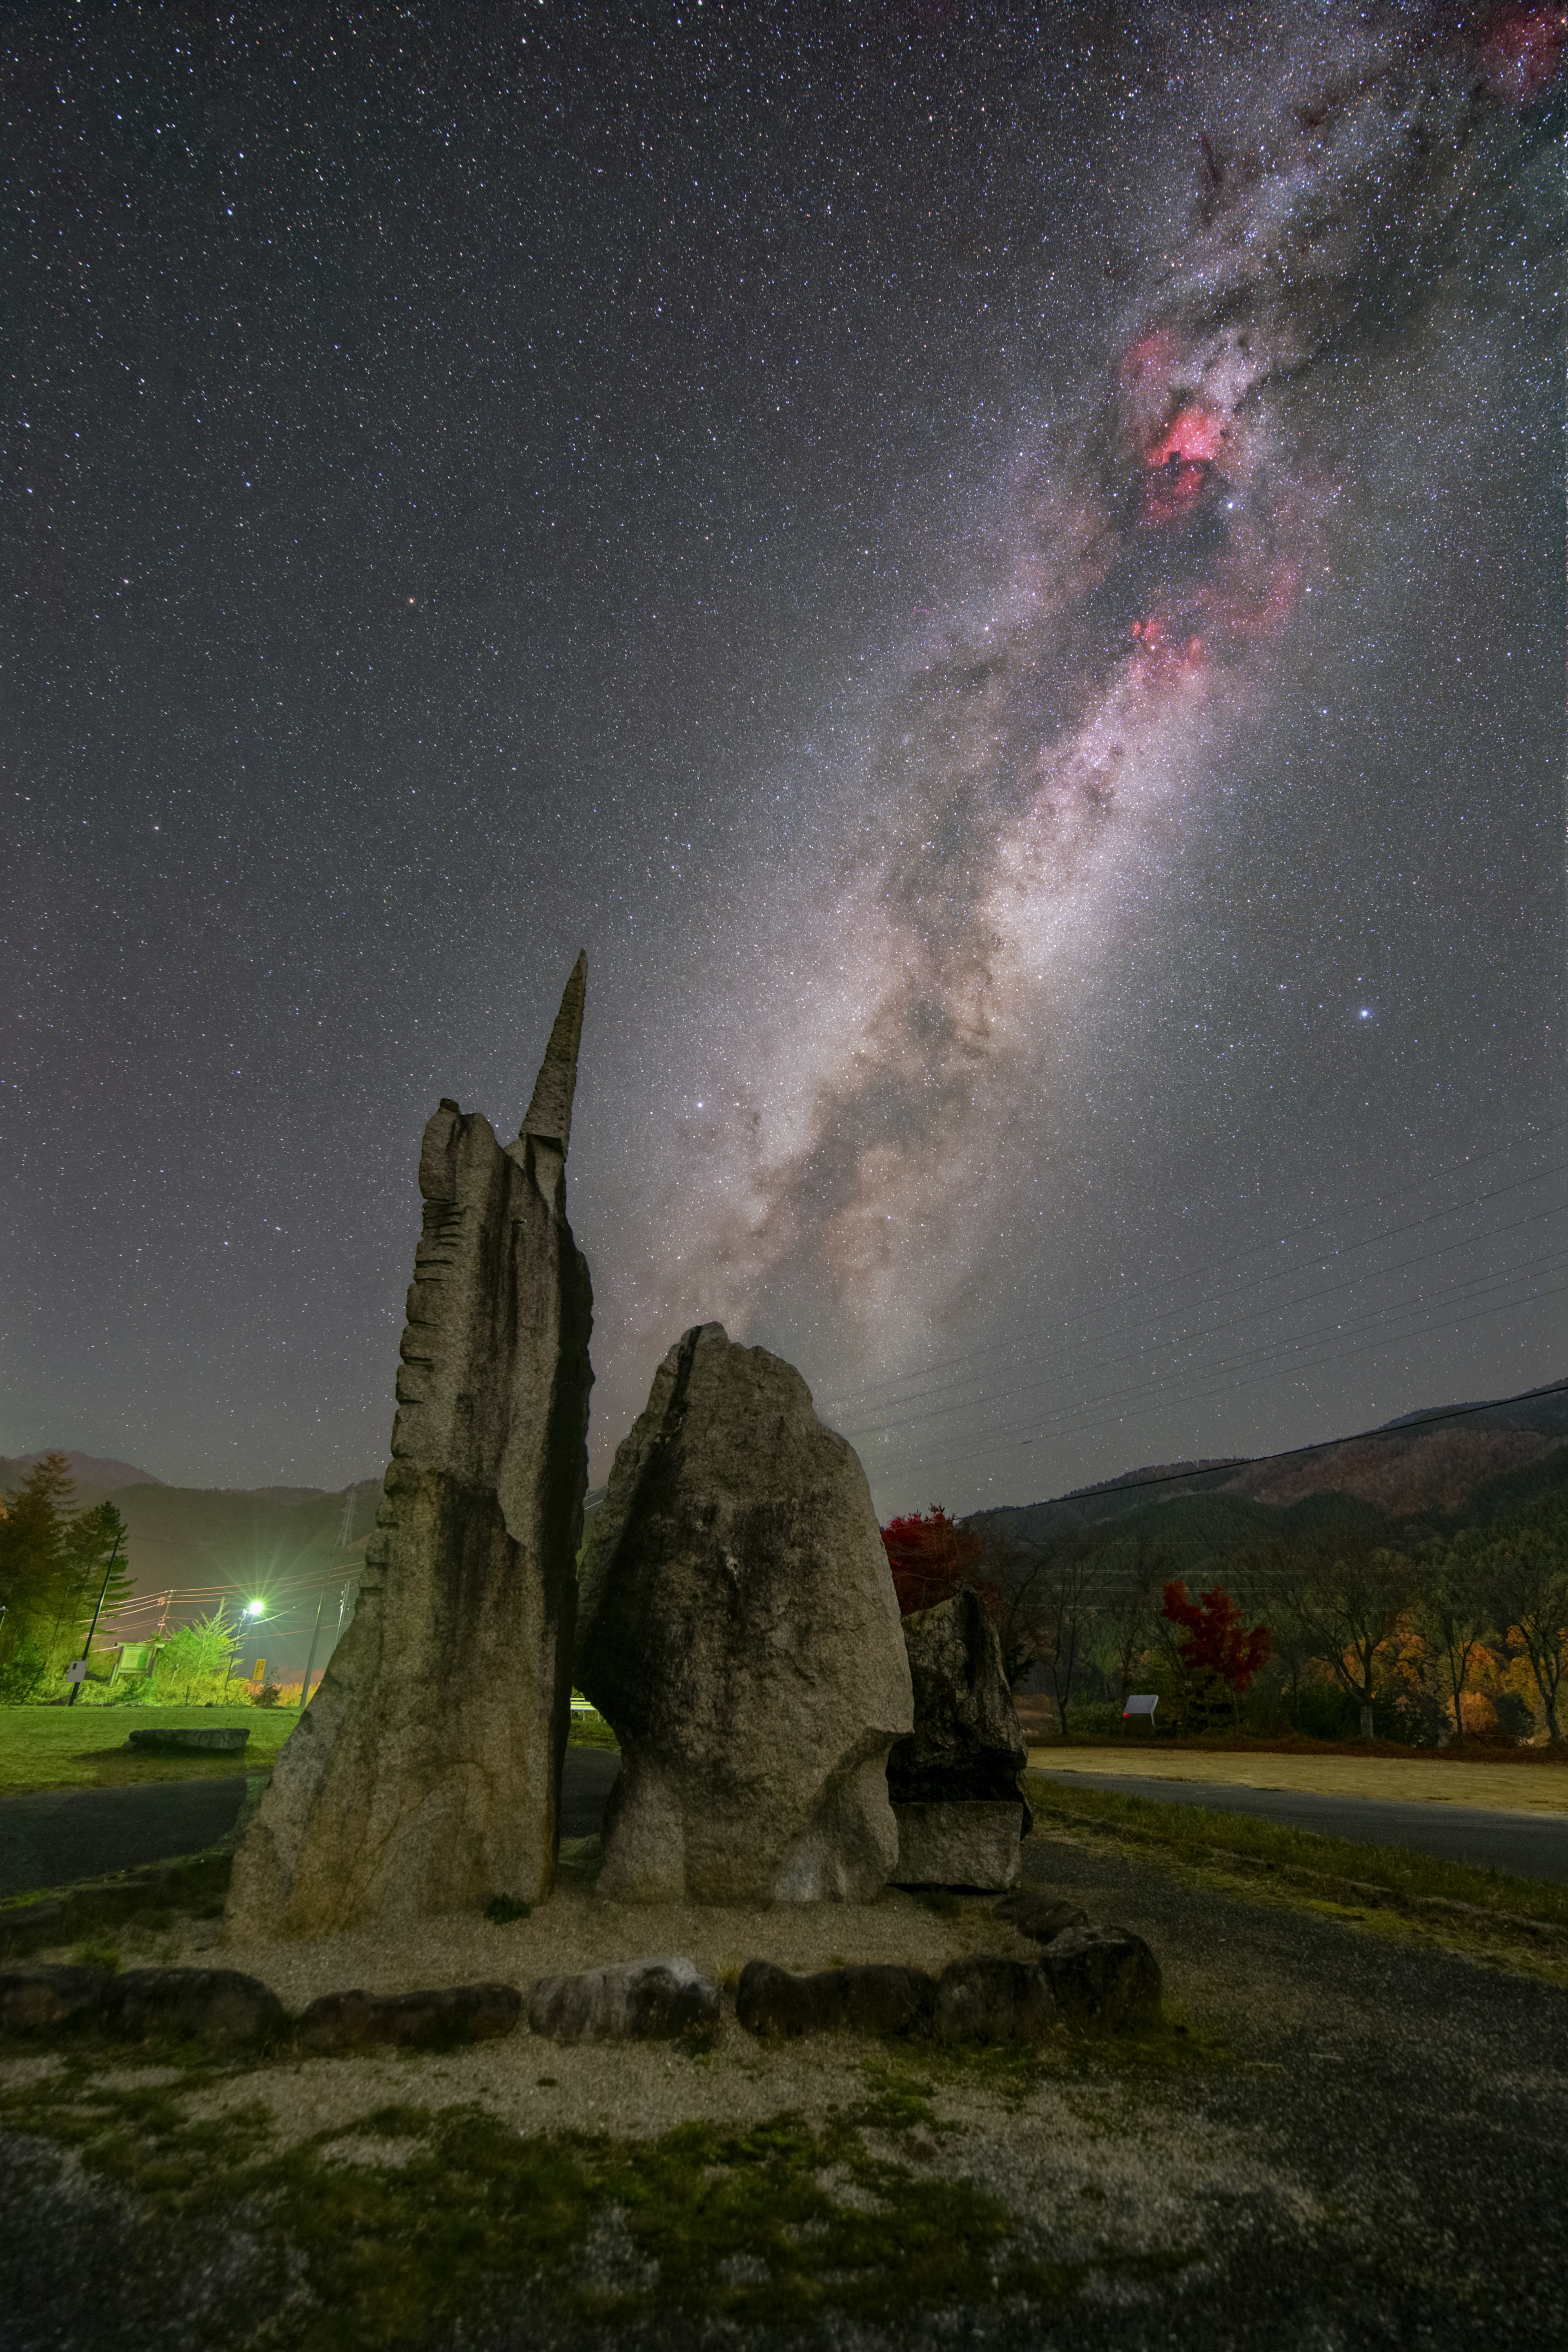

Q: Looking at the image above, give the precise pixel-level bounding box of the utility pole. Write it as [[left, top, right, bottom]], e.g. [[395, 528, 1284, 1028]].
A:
[[67, 1527, 124, 1708], [298, 1592, 326, 1710]]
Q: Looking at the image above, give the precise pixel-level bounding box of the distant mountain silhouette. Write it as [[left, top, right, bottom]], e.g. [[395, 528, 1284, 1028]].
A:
[[967, 1377, 1568, 1555], [2, 1450, 163, 1494]]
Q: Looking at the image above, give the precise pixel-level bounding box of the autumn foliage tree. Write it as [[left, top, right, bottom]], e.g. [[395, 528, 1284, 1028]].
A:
[[880, 1508, 987, 1616], [1160, 1580, 1272, 1728]]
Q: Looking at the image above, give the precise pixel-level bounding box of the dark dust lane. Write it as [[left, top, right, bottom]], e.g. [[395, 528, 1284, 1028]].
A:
[[0, 1748, 621, 1900], [1033, 1766, 1568, 1882]]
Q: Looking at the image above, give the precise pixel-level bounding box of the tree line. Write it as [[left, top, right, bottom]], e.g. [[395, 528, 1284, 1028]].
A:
[[882, 1489, 1568, 1746], [0, 1452, 132, 1703]]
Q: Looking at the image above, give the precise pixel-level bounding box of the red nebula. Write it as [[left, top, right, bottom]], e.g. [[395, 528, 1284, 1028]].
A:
[[1146, 406, 1225, 468], [1477, 5, 1566, 103], [1140, 403, 1225, 525], [1127, 610, 1207, 679]]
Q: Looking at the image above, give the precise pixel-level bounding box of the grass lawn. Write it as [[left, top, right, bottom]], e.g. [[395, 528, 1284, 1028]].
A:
[[0, 1704, 301, 1795], [0, 1704, 614, 1795], [1029, 1744, 1568, 1813]]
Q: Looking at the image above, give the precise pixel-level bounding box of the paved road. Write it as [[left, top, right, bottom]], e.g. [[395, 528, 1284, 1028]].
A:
[[1033, 1766, 1568, 1883], [0, 1748, 626, 1901], [10, 1751, 1564, 1901]]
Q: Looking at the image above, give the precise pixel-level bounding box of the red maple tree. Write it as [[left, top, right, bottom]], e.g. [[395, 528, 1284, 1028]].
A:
[[880, 1507, 989, 1617], [1160, 1580, 1272, 1694]]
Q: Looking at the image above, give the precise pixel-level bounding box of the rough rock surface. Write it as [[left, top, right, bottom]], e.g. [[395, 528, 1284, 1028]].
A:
[[1038, 1924, 1162, 2027], [993, 1889, 1089, 1943], [295, 1983, 521, 2053], [0, 1965, 108, 2033], [527, 1957, 718, 2042], [891, 1800, 1024, 1891], [575, 1322, 912, 1904], [225, 958, 594, 1939], [100, 1967, 285, 2049], [887, 1587, 1030, 1815], [735, 1958, 934, 2040], [126, 1727, 249, 1754], [932, 1954, 1055, 2044]]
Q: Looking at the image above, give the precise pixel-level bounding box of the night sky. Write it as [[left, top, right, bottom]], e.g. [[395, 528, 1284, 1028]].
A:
[[4, 2, 1564, 1514]]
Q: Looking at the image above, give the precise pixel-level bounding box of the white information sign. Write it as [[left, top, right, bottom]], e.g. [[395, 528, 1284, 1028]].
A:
[[64, 1660, 89, 1683]]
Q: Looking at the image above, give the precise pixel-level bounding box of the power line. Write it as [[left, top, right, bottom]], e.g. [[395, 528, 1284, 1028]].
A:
[[836, 1192, 1566, 1446], [876, 1254, 1566, 1476], [819, 1127, 1566, 1420]]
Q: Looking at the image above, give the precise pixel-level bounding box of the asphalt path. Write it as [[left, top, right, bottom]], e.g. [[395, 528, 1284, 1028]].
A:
[[8, 1749, 1566, 1900], [0, 1746, 626, 1901], [1034, 1765, 1568, 1883]]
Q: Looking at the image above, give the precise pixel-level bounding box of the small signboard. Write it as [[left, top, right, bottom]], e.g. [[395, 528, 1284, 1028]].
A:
[[251, 1659, 266, 1682], [64, 1660, 89, 1683], [1122, 1693, 1158, 1718]]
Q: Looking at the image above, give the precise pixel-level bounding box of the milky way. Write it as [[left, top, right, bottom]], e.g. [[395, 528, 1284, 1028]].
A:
[[622, 5, 1564, 1427], [4, 4, 1562, 1502]]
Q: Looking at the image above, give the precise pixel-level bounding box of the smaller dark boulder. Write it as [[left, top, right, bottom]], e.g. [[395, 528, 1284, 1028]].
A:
[[735, 1959, 935, 2040], [932, 1955, 1055, 2044], [836, 1962, 936, 2036], [993, 1890, 1089, 1944], [0, 1964, 109, 2034], [100, 1967, 285, 2049], [1038, 1926, 1161, 2029], [125, 1726, 249, 1754], [887, 1588, 1031, 1822], [735, 1959, 839, 2038], [529, 1958, 718, 2042], [295, 1983, 522, 2053]]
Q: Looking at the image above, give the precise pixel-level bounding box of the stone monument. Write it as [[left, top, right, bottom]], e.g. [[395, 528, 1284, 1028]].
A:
[[225, 956, 594, 1938], [888, 1585, 1031, 1891], [575, 1322, 912, 1903]]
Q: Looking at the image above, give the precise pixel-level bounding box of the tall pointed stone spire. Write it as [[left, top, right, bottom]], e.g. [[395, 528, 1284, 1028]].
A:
[[521, 949, 586, 1155], [225, 958, 595, 1940]]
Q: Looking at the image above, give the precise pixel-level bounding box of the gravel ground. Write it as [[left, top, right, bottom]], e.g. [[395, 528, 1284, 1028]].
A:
[[3, 1827, 1566, 2351]]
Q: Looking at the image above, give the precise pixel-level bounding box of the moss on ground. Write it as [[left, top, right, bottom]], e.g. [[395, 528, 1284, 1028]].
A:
[[0, 1851, 234, 1960], [0, 2049, 1196, 2348]]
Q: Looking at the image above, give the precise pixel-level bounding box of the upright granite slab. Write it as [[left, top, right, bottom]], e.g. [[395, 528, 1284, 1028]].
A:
[[889, 1586, 1030, 1891], [576, 1323, 912, 1903], [225, 958, 594, 1939]]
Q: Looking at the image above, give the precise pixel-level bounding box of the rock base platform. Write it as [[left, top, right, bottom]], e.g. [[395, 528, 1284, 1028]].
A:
[[892, 1799, 1025, 1891]]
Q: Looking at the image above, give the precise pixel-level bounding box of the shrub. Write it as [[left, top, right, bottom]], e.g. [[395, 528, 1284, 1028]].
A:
[[0, 1640, 51, 1705]]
